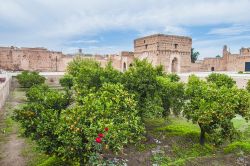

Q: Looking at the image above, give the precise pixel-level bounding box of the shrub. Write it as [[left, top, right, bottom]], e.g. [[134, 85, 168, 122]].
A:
[[206, 73, 236, 88], [13, 84, 71, 154], [57, 83, 145, 164], [26, 84, 70, 111], [16, 71, 45, 88], [59, 74, 74, 90], [13, 103, 45, 137]]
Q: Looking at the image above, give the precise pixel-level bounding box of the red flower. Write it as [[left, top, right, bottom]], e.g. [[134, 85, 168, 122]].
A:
[[95, 137, 102, 143], [98, 133, 104, 138], [105, 127, 109, 132]]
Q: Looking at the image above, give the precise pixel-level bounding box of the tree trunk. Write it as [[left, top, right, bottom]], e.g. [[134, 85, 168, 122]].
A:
[[199, 127, 205, 146], [79, 156, 84, 166]]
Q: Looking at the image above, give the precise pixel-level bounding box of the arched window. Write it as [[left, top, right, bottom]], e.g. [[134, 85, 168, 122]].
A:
[[211, 67, 215, 71]]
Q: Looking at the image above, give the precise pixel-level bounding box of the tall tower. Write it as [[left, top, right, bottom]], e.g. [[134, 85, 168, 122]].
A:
[[133, 34, 192, 73]]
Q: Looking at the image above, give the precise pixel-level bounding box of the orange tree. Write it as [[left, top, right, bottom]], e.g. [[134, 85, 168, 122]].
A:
[[121, 59, 165, 117], [121, 59, 185, 118], [184, 75, 250, 145], [13, 84, 70, 154], [16, 71, 45, 88], [156, 76, 185, 117], [206, 73, 236, 88], [67, 58, 122, 97], [56, 83, 145, 165]]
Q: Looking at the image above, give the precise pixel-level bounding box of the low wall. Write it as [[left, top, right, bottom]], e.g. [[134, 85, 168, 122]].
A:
[[0, 74, 12, 109]]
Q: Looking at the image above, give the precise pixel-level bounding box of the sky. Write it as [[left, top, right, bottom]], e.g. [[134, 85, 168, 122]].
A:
[[0, 0, 250, 59]]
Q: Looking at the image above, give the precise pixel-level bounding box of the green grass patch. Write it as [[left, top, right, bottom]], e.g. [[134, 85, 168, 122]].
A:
[[156, 117, 200, 137], [224, 141, 250, 154]]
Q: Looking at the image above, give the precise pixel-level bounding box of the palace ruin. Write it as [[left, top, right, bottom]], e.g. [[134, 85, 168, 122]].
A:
[[1, 34, 250, 73]]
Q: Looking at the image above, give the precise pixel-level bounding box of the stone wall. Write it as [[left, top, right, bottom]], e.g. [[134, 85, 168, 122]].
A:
[[134, 34, 192, 73], [0, 74, 11, 110], [0, 47, 65, 72], [1, 34, 250, 73], [192, 46, 250, 72]]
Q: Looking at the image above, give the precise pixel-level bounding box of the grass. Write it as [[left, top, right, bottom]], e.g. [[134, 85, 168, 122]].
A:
[[224, 141, 250, 154], [223, 115, 250, 156], [156, 117, 200, 137], [146, 117, 215, 166], [146, 115, 250, 165]]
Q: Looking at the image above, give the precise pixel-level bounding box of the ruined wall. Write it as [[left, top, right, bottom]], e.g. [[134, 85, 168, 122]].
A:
[[2, 35, 250, 73], [0, 47, 65, 72], [194, 46, 250, 72]]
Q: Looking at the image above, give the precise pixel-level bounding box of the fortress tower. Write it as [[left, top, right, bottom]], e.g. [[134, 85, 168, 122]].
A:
[[134, 34, 192, 73]]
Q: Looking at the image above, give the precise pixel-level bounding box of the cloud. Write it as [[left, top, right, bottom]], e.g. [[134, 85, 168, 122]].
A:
[[1, 0, 250, 55], [208, 24, 250, 36]]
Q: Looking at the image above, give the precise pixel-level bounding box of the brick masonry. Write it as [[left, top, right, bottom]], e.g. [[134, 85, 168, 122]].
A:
[[1, 34, 250, 73]]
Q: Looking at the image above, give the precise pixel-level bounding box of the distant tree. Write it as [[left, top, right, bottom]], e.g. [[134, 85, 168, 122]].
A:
[[207, 73, 236, 89], [216, 55, 221, 58], [16, 71, 45, 88], [191, 48, 200, 63]]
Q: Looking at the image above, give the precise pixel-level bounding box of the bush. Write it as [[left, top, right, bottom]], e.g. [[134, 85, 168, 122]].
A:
[[13, 84, 71, 154], [206, 73, 236, 88], [59, 74, 74, 90], [16, 71, 45, 88], [57, 83, 145, 164], [26, 84, 70, 111]]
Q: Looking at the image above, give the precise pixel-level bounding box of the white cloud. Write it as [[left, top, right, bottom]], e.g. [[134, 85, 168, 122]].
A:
[[208, 24, 250, 36], [1, 0, 250, 55]]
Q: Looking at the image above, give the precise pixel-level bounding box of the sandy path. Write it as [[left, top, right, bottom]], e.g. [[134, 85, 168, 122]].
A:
[[0, 126, 26, 166], [0, 89, 26, 166]]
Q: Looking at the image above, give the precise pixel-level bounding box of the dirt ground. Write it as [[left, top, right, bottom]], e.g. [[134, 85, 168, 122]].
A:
[[0, 88, 27, 166]]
